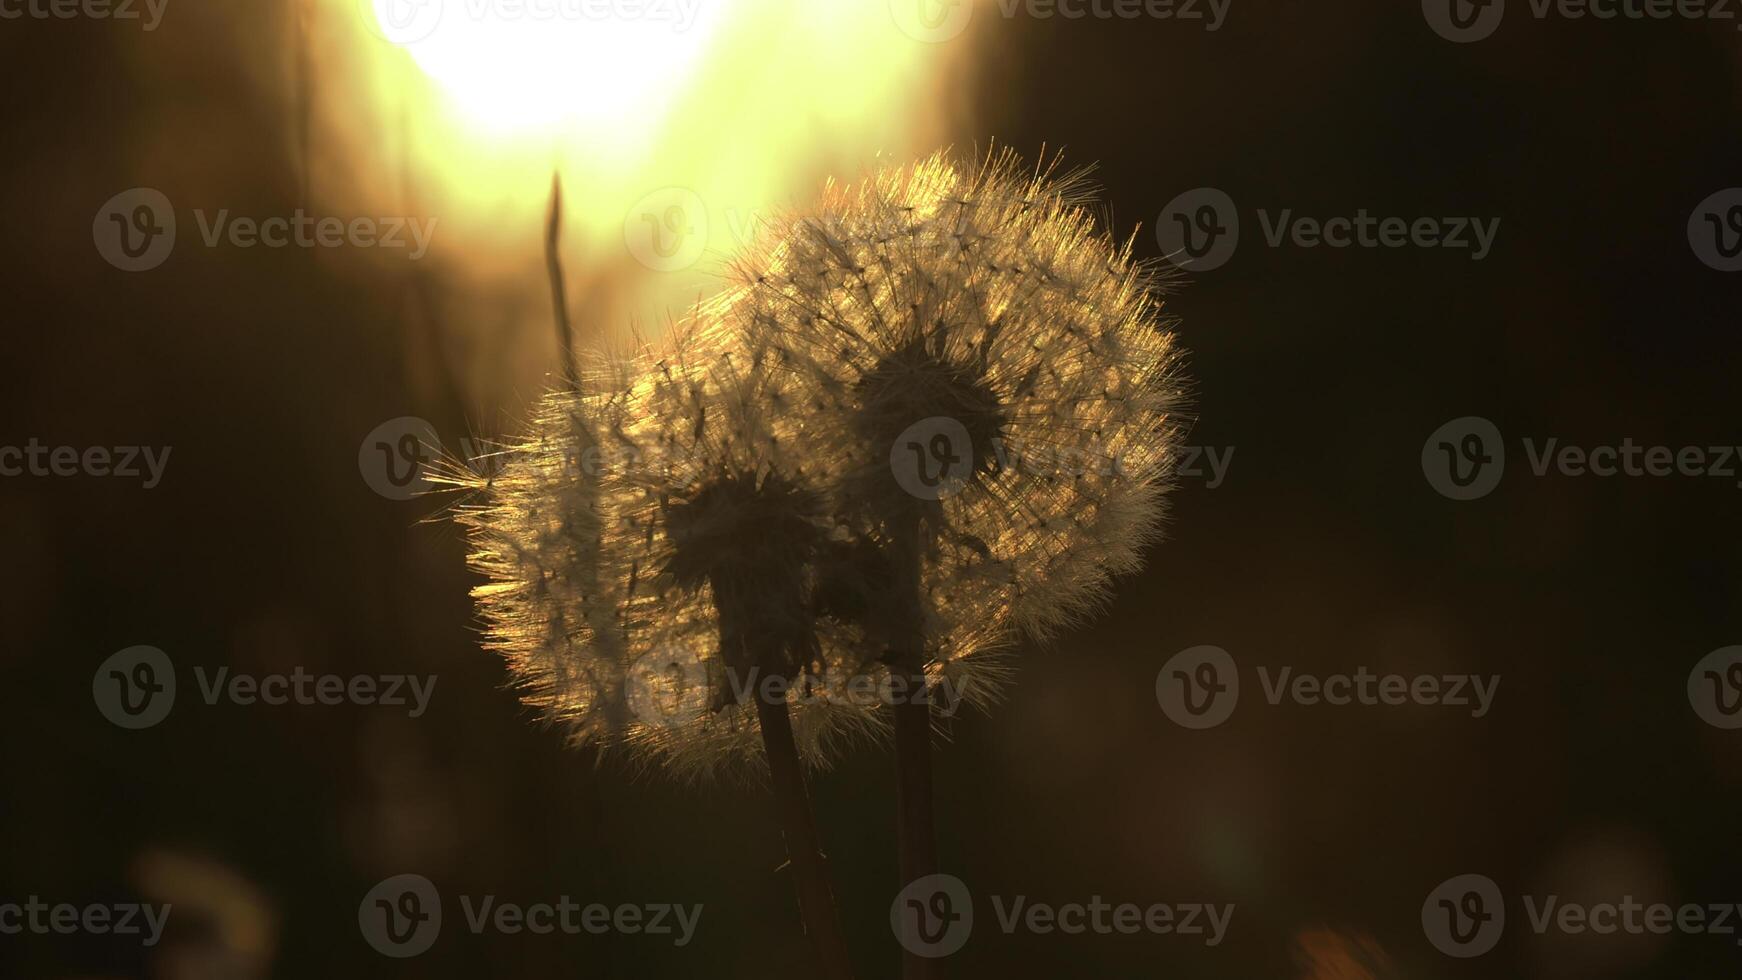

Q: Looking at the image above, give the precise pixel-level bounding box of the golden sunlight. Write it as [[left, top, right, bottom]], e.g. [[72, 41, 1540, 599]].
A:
[[311, 0, 971, 383], [363, 0, 736, 135]]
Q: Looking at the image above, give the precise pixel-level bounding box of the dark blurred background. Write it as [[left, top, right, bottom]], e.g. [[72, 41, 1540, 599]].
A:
[[3, 0, 1741, 977]]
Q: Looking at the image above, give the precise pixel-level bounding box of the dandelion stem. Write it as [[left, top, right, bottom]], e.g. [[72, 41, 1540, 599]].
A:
[[892, 684, 938, 979], [888, 512, 941, 980], [755, 692, 856, 980], [544, 171, 581, 392]]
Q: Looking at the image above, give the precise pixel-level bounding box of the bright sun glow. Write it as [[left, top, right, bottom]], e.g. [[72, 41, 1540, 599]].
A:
[[319, 0, 962, 368], [366, 0, 734, 134]]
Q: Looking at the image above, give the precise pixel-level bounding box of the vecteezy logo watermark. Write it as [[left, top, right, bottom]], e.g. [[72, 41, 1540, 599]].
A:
[[1155, 187, 1240, 272], [1158, 190, 1500, 271], [94, 188, 176, 272], [1423, 416, 1742, 500], [1689, 188, 1742, 272], [890, 874, 1231, 956], [1421, 416, 1506, 500], [359, 417, 444, 500], [93, 648, 438, 729], [624, 186, 709, 272], [892, 417, 975, 500], [0, 898, 172, 946], [0, 0, 168, 29], [94, 190, 437, 271], [1422, 0, 1505, 42], [1424, 873, 1742, 957], [1422, 874, 1506, 957], [360, 874, 442, 958], [93, 646, 176, 730], [1155, 645, 1239, 729], [1157, 646, 1499, 728], [1689, 646, 1742, 729], [360, 874, 702, 957], [890, 0, 1228, 42], [892, 874, 974, 957], [0, 440, 172, 488]]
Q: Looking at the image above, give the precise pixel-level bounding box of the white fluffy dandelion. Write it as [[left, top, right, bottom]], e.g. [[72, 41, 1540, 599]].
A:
[[449, 149, 1188, 980], [452, 317, 969, 980], [724, 150, 1190, 648], [581, 319, 893, 777], [452, 322, 879, 775], [720, 150, 1191, 973]]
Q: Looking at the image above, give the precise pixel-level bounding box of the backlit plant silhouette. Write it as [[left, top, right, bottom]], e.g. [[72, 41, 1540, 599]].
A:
[[721, 149, 1190, 977], [450, 322, 871, 977], [450, 149, 1189, 980]]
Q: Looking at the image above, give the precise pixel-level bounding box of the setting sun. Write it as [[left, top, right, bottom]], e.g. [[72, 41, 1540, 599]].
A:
[[364, 0, 736, 134], [317, 0, 965, 349]]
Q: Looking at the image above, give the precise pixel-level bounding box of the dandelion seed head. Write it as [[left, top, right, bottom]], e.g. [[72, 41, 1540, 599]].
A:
[[451, 318, 1009, 780], [725, 148, 1192, 644], [450, 149, 1180, 777]]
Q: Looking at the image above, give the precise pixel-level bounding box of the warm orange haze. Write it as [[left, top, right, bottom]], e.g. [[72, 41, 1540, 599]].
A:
[[4, 0, 1740, 977]]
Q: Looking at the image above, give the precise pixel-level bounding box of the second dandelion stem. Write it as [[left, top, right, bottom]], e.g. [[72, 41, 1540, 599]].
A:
[[893, 677, 939, 980], [756, 693, 856, 980], [888, 511, 941, 980]]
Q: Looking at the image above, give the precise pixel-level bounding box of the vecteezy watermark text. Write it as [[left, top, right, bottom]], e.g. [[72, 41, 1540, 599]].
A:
[[0, 898, 171, 946], [1422, 416, 1742, 500], [889, 415, 1231, 500], [625, 647, 975, 729], [1157, 645, 1499, 729], [1424, 873, 1742, 958], [93, 646, 437, 730], [94, 189, 437, 272], [988, 895, 1233, 942], [1157, 188, 1499, 271], [358, 874, 700, 958], [0, 440, 170, 488], [191, 667, 436, 717], [890, 874, 1232, 957], [0, 0, 167, 29], [190, 210, 436, 257]]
